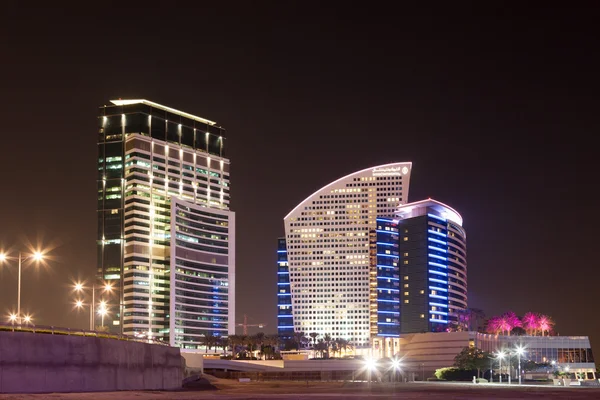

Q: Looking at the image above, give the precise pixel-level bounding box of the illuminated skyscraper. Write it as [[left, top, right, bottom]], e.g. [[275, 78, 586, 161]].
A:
[[282, 163, 412, 351], [96, 99, 235, 350], [396, 199, 467, 333]]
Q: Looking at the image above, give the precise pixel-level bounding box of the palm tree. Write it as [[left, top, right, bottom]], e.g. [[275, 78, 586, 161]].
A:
[[538, 314, 555, 336], [254, 332, 266, 359], [218, 336, 229, 356], [337, 338, 352, 357], [293, 331, 306, 350], [323, 334, 332, 358], [262, 334, 279, 359], [522, 312, 540, 336], [309, 332, 319, 347], [314, 339, 328, 358], [203, 333, 217, 353], [228, 334, 240, 358]]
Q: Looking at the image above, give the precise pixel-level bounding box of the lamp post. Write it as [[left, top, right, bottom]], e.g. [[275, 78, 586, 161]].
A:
[[515, 345, 525, 385], [507, 351, 512, 385], [0, 251, 45, 325], [496, 351, 506, 384], [74, 281, 113, 330]]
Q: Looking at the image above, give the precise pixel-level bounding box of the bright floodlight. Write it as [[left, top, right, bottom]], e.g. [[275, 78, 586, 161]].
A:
[[392, 359, 401, 370], [24, 315, 32, 323], [75, 300, 84, 308], [104, 283, 113, 292], [74, 282, 84, 291], [515, 345, 525, 356], [551, 360, 556, 365], [98, 308, 108, 316], [33, 252, 44, 261], [0, 253, 6, 262], [365, 358, 377, 370], [9, 313, 17, 322], [496, 350, 506, 359]]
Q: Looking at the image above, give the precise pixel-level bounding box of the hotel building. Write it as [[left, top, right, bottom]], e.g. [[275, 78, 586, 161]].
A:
[[281, 162, 412, 350], [96, 99, 235, 349], [396, 199, 467, 333]]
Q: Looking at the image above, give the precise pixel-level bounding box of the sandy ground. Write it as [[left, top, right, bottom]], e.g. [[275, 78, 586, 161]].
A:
[[2, 380, 600, 399]]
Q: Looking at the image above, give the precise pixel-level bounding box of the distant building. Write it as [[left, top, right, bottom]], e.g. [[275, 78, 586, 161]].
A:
[[396, 199, 467, 333], [96, 99, 235, 350], [282, 162, 412, 350]]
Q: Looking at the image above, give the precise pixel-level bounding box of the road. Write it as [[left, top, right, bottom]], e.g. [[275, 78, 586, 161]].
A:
[[2, 381, 600, 399]]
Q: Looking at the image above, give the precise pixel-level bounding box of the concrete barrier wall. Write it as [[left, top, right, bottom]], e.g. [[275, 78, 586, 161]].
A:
[[0, 331, 182, 393]]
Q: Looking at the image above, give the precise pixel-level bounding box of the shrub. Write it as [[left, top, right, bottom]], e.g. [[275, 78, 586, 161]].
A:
[[476, 378, 488, 383], [435, 367, 477, 381]]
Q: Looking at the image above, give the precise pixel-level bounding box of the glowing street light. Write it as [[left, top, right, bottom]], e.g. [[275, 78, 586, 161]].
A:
[[72, 281, 113, 330], [23, 315, 32, 325], [496, 350, 506, 384], [515, 345, 526, 385], [8, 313, 17, 324], [0, 250, 46, 325]]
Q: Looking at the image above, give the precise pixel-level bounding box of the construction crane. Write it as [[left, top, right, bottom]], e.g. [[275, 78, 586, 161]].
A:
[[236, 314, 266, 335]]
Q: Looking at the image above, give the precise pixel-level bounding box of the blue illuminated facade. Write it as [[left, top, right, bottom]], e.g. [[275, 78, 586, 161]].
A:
[[396, 199, 467, 333], [374, 218, 401, 337], [276, 238, 294, 339]]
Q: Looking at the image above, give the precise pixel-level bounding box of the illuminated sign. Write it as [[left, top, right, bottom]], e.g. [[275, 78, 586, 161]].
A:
[[372, 166, 409, 177]]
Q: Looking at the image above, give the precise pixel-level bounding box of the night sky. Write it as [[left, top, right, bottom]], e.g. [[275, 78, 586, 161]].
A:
[[1, 4, 598, 351]]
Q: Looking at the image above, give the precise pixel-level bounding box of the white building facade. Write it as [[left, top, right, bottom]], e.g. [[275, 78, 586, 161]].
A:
[[283, 162, 412, 348], [97, 99, 235, 349]]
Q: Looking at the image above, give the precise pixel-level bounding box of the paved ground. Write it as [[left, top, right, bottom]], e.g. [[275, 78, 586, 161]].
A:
[[2, 381, 600, 399]]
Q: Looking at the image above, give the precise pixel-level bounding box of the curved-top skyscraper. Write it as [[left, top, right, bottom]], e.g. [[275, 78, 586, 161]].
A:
[[282, 162, 412, 350]]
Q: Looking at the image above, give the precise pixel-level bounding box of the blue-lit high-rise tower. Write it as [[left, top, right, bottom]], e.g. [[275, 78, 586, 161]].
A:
[[396, 199, 467, 333], [371, 218, 401, 355], [276, 237, 294, 339]]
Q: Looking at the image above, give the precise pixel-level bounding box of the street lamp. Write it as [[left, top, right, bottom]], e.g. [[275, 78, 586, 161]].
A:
[[515, 345, 526, 385], [8, 313, 17, 325], [0, 250, 45, 325], [73, 281, 113, 330], [496, 350, 506, 384], [98, 301, 108, 327], [23, 315, 32, 325]]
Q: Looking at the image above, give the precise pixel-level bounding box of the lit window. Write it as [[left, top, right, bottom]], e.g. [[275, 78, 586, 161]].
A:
[[403, 276, 409, 280], [403, 260, 409, 265], [420, 314, 425, 318], [420, 290, 425, 294], [403, 237, 408, 241], [404, 299, 409, 304], [403, 252, 408, 257], [403, 284, 409, 288], [404, 291, 409, 296], [431, 290, 437, 295]]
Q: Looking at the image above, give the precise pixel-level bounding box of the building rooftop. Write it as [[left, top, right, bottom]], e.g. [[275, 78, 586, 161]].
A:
[[110, 99, 217, 126], [396, 198, 463, 226]]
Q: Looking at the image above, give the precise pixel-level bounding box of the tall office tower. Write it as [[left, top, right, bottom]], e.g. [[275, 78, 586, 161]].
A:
[[276, 237, 293, 340], [97, 99, 235, 350], [396, 199, 467, 333], [283, 163, 412, 349]]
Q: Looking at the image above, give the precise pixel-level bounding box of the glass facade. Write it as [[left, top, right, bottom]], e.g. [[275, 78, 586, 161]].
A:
[[397, 200, 466, 333], [170, 198, 234, 349], [373, 218, 400, 337], [96, 100, 234, 348], [276, 238, 294, 340]]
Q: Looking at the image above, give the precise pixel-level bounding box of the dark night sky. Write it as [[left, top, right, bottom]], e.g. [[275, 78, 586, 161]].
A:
[[1, 3, 599, 351]]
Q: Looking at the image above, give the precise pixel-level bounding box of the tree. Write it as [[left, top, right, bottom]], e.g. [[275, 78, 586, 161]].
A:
[[323, 333, 332, 358], [309, 332, 319, 347], [538, 315, 555, 336], [254, 332, 266, 359], [337, 338, 353, 356], [202, 333, 217, 353], [522, 312, 540, 336], [314, 339, 328, 358], [453, 347, 492, 378], [218, 336, 229, 356], [292, 331, 307, 350]]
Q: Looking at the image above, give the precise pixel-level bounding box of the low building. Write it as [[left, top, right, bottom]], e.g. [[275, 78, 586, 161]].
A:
[[398, 331, 596, 380]]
